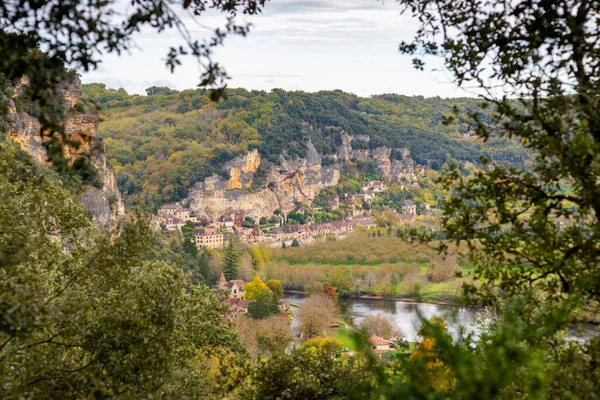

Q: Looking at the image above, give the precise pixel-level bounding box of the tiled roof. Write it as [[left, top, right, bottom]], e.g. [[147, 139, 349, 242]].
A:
[[368, 335, 394, 346]]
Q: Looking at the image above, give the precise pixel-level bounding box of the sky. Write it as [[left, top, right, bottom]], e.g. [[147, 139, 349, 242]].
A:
[[81, 0, 474, 98]]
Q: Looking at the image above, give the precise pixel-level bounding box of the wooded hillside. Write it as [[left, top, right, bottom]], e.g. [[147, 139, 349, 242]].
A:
[[83, 85, 530, 204]]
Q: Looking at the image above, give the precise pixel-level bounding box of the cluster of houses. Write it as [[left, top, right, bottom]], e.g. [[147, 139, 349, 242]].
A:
[[157, 179, 434, 249], [269, 215, 375, 243], [215, 272, 291, 320], [158, 203, 265, 249]]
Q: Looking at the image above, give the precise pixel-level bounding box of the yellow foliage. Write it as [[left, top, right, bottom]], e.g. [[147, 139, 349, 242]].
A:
[[242, 276, 271, 300]]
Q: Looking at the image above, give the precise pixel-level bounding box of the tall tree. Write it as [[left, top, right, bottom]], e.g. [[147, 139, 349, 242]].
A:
[[198, 247, 212, 284], [297, 295, 337, 339], [0, 141, 243, 398], [394, 0, 600, 397], [266, 279, 284, 301], [222, 238, 240, 280], [360, 314, 404, 341]]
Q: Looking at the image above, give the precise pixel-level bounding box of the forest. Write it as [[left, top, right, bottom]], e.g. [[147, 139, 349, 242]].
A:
[[83, 84, 530, 206]]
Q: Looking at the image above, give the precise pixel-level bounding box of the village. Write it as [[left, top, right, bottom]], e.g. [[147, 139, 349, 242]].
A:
[[157, 180, 433, 249], [215, 270, 400, 356]]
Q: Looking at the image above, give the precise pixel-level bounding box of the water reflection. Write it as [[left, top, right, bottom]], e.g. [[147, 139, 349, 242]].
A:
[[286, 293, 478, 342]]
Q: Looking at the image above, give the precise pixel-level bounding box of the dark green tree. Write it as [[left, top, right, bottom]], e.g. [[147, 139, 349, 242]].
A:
[[181, 220, 195, 239], [393, 0, 600, 397], [222, 238, 240, 280], [182, 237, 198, 259], [247, 294, 279, 320], [198, 247, 212, 284], [0, 141, 243, 398], [291, 238, 300, 247]]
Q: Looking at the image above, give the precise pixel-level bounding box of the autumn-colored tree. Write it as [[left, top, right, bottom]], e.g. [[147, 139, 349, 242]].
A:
[[303, 337, 343, 355], [249, 246, 264, 271], [243, 276, 271, 300], [323, 282, 339, 305], [297, 295, 337, 339], [427, 255, 459, 283], [234, 315, 293, 359], [304, 281, 324, 297], [360, 314, 403, 341], [409, 316, 454, 393], [266, 279, 284, 300]]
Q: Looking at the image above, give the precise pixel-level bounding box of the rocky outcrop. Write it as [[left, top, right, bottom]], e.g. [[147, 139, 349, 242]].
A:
[[189, 138, 340, 220], [187, 130, 424, 220], [8, 76, 124, 228]]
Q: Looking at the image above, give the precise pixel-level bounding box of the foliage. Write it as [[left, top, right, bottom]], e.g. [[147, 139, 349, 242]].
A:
[[391, 0, 600, 397], [249, 246, 264, 270], [0, 141, 243, 398], [243, 276, 271, 300], [82, 83, 529, 206], [234, 315, 293, 360], [297, 295, 338, 339], [360, 314, 404, 341], [303, 337, 343, 355], [222, 238, 240, 280], [224, 347, 379, 400], [266, 279, 284, 300], [247, 294, 280, 320], [0, 1, 266, 126], [304, 281, 324, 297], [323, 282, 340, 304]]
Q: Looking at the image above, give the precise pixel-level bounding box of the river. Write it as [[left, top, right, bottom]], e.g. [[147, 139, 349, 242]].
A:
[[286, 293, 479, 342]]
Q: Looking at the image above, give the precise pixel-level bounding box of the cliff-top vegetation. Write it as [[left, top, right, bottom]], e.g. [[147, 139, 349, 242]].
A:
[[83, 84, 530, 207]]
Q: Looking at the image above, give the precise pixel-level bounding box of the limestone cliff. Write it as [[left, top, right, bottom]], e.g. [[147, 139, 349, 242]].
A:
[[187, 132, 422, 220], [338, 133, 421, 185], [7, 76, 124, 228], [188, 138, 341, 220]]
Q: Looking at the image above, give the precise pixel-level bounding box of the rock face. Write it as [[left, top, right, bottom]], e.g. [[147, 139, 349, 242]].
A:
[[188, 138, 341, 220], [188, 134, 422, 220], [8, 76, 124, 228]]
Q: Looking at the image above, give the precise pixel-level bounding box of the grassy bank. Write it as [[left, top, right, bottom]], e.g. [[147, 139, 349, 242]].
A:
[[266, 236, 471, 303]]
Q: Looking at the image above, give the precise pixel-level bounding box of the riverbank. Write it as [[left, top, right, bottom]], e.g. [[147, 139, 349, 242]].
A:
[[283, 289, 469, 308], [285, 293, 478, 342]]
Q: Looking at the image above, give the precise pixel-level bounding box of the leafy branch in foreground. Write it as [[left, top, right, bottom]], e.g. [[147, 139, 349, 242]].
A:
[[0, 0, 267, 168]]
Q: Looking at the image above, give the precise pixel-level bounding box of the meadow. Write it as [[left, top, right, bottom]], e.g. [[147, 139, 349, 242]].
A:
[[265, 236, 472, 303]]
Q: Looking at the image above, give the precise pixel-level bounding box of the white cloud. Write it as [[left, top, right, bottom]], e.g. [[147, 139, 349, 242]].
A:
[[80, 0, 473, 98]]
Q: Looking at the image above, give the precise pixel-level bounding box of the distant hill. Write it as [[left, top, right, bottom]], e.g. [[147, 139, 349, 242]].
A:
[[83, 84, 530, 206]]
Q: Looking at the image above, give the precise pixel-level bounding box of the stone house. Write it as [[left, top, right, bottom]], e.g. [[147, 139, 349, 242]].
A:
[[352, 216, 376, 230], [194, 227, 224, 249], [402, 200, 417, 215], [249, 226, 266, 244], [327, 195, 340, 211], [370, 180, 387, 192], [225, 298, 255, 320], [163, 217, 185, 231], [175, 208, 191, 221], [159, 203, 180, 216], [217, 272, 246, 299], [269, 227, 285, 242], [218, 215, 235, 232]]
